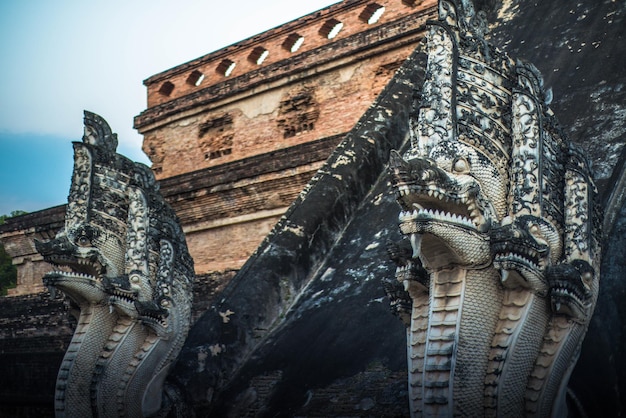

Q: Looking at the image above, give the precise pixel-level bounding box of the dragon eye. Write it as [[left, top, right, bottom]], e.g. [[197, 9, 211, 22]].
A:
[[582, 272, 593, 289], [528, 223, 548, 246], [77, 235, 91, 247], [452, 157, 470, 174]]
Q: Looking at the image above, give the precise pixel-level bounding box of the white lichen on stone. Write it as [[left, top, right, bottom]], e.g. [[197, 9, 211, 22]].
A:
[[209, 344, 226, 356], [365, 242, 380, 251], [284, 224, 306, 237], [219, 309, 235, 323]]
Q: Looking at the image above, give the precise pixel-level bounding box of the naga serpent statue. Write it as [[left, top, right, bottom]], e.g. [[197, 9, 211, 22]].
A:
[[385, 1, 601, 417], [35, 111, 194, 417]]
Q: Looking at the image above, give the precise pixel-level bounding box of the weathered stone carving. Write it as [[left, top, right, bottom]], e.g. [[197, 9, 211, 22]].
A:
[[386, 1, 601, 416], [35, 111, 194, 417]]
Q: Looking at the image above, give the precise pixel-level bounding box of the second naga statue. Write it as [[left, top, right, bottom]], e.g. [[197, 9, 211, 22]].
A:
[[386, 0, 601, 417]]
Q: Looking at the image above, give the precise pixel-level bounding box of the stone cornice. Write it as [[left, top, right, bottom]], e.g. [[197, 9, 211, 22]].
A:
[[0, 205, 65, 234]]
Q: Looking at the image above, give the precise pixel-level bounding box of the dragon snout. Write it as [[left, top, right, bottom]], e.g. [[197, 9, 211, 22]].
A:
[[388, 152, 453, 187], [489, 224, 515, 245], [35, 235, 77, 258], [409, 158, 451, 186]]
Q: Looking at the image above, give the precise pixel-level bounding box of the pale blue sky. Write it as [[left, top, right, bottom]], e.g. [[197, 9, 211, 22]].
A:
[[0, 0, 336, 215]]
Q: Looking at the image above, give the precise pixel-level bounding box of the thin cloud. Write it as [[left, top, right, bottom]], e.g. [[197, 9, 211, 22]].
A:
[[0, 0, 336, 213]]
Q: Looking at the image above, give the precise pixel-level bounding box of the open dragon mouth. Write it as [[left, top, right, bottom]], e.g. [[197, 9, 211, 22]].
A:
[[43, 254, 105, 282], [108, 288, 137, 305], [550, 284, 589, 320], [490, 219, 551, 278], [136, 300, 171, 334], [492, 244, 545, 272], [396, 184, 486, 230], [41, 255, 108, 302], [141, 315, 170, 333], [547, 261, 593, 320], [99, 276, 141, 317], [550, 282, 588, 307]]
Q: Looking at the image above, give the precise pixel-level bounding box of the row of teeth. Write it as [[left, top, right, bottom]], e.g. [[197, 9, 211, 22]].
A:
[[142, 316, 168, 328], [551, 290, 585, 314], [494, 253, 539, 269], [493, 244, 541, 259], [398, 187, 465, 203], [399, 208, 475, 228], [48, 270, 97, 280], [110, 290, 135, 303], [552, 282, 586, 300]]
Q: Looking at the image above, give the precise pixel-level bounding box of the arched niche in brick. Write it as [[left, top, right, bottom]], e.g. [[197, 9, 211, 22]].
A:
[[283, 33, 305, 53], [216, 59, 237, 77], [319, 18, 344, 39], [158, 81, 175, 96], [359, 3, 385, 24], [248, 47, 270, 65], [186, 70, 205, 86]]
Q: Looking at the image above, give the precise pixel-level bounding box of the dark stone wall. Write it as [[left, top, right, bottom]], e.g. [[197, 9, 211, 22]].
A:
[[0, 293, 70, 417], [485, 0, 626, 195], [171, 40, 427, 416], [571, 196, 626, 416], [0, 271, 236, 416], [204, 174, 413, 417]]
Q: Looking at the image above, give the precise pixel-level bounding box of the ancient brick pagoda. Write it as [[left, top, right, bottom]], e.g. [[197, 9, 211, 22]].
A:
[[2, 0, 438, 291]]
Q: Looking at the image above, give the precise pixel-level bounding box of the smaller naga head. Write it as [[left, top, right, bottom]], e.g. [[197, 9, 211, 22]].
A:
[[36, 112, 133, 307], [101, 272, 145, 318], [546, 260, 595, 322], [389, 140, 500, 270], [384, 238, 429, 325], [35, 113, 192, 332], [36, 112, 194, 418], [490, 215, 562, 293]]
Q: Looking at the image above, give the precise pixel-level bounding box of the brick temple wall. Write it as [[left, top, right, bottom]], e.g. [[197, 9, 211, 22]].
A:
[[0, 270, 236, 414], [135, 0, 437, 179], [0, 206, 65, 296], [131, 0, 437, 276]]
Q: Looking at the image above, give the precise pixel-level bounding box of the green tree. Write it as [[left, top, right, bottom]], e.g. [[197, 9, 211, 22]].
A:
[[0, 244, 16, 296], [0, 210, 28, 225], [0, 210, 27, 295]]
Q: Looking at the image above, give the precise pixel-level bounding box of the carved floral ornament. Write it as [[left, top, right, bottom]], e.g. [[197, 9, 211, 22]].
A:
[[385, 0, 600, 417]]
